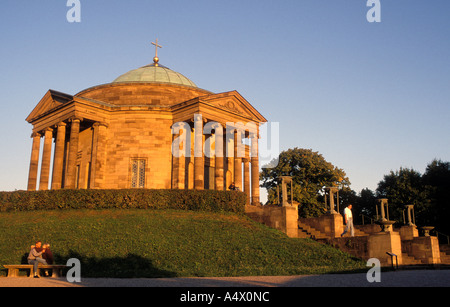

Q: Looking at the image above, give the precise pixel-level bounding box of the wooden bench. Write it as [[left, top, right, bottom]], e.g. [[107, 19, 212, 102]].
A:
[[4, 264, 67, 278]]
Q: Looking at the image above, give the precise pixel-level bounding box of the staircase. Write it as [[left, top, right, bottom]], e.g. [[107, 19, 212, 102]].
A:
[[297, 220, 328, 239], [297, 217, 447, 266], [401, 253, 423, 265], [298, 220, 370, 240], [345, 225, 371, 237]]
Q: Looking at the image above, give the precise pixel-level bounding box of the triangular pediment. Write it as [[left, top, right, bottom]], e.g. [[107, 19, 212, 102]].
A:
[[199, 91, 267, 123], [26, 90, 73, 123]]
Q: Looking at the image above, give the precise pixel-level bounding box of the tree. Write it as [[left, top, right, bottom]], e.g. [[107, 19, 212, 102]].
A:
[[260, 148, 349, 217], [422, 159, 450, 234], [376, 167, 428, 224], [352, 188, 378, 224]]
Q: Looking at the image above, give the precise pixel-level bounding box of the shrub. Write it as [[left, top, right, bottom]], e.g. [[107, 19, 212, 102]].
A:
[[0, 189, 246, 213]]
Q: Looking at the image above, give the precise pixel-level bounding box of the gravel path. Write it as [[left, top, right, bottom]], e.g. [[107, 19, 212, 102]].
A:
[[1, 270, 449, 287]]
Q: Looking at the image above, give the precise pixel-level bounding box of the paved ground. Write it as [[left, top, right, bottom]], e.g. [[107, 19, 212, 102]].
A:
[[1, 269, 449, 287]]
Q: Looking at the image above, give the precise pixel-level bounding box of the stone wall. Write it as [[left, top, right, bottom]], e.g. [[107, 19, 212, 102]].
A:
[[245, 204, 299, 238], [402, 236, 441, 265], [77, 83, 211, 106], [105, 111, 173, 189]]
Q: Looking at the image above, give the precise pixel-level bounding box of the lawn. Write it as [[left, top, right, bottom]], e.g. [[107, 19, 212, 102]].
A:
[[0, 209, 366, 277]]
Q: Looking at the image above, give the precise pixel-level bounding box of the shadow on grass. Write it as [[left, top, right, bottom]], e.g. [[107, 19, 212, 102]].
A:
[[17, 250, 177, 278]]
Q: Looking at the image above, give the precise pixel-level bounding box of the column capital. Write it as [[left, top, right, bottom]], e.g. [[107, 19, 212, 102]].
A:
[[69, 116, 83, 123], [93, 121, 109, 128], [31, 131, 42, 138], [191, 114, 208, 124], [55, 122, 67, 128]]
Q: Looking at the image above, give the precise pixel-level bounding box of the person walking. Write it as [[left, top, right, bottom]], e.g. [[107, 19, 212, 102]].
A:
[[341, 204, 355, 237], [28, 241, 48, 278]]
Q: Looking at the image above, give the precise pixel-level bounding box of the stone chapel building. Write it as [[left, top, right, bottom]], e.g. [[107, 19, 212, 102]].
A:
[[25, 47, 267, 205]]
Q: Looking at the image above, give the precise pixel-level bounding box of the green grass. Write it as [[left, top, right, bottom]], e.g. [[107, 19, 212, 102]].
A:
[[0, 209, 366, 278]]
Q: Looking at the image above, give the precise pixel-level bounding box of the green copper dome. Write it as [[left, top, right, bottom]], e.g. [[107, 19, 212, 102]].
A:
[[112, 63, 197, 87]]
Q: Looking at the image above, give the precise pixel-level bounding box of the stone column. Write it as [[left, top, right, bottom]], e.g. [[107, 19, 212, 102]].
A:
[[27, 132, 41, 191], [226, 134, 234, 190], [171, 129, 186, 189], [325, 186, 339, 214], [250, 133, 260, 205], [280, 176, 293, 207], [378, 198, 389, 221], [405, 204, 415, 226], [214, 128, 224, 191], [91, 122, 108, 189], [39, 128, 54, 190], [193, 114, 204, 190], [243, 158, 250, 205], [234, 131, 243, 191], [65, 117, 81, 189], [51, 122, 66, 190]]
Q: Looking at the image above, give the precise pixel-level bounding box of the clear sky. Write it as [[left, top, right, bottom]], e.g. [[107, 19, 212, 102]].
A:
[[0, 1, 449, 200]]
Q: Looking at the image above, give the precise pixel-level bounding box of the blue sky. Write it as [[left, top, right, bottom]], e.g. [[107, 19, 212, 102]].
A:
[[0, 1, 449, 200]]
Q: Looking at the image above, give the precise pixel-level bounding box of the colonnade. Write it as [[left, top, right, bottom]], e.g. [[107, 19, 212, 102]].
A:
[[27, 117, 107, 191], [27, 113, 261, 205], [172, 114, 260, 205]]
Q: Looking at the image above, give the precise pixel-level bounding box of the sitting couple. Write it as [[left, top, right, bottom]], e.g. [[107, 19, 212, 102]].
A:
[[28, 241, 54, 278]]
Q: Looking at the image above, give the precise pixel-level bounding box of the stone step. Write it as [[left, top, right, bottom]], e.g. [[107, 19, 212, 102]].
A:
[[341, 228, 369, 237], [297, 230, 310, 239], [298, 220, 369, 239], [298, 221, 329, 239], [401, 253, 422, 265]]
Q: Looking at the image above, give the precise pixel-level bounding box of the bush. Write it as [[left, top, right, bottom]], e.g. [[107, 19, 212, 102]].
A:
[[0, 189, 246, 213]]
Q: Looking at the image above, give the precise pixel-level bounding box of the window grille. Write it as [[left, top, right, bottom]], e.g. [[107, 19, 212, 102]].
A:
[[131, 159, 146, 188]]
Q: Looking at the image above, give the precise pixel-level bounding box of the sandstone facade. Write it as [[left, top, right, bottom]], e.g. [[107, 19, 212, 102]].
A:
[[26, 62, 267, 205]]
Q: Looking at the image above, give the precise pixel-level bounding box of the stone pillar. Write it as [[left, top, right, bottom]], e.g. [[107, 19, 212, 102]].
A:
[[282, 205, 300, 238], [250, 133, 260, 205], [39, 128, 54, 190], [405, 204, 415, 226], [51, 122, 66, 190], [233, 131, 242, 191], [171, 133, 181, 189], [193, 114, 204, 190], [325, 186, 339, 214], [91, 122, 108, 189], [65, 117, 81, 189], [400, 225, 418, 241], [214, 128, 224, 191], [368, 232, 403, 266], [378, 198, 389, 221], [243, 158, 250, 205], [280, 176, 293, 207], [27, 132, 41, 191]]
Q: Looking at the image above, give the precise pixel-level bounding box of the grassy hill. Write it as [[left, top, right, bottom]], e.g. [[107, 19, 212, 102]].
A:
[[0, 209, 366, 277]]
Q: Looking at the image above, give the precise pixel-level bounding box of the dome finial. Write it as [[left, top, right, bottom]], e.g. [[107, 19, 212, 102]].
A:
[[151, 38, 162, 67]]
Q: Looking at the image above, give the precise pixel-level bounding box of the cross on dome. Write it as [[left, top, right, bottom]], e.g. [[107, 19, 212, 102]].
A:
[[151, 38, 162, 66]]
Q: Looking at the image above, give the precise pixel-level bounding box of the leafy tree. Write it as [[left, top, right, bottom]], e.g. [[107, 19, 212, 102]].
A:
[[376, 167, 429, 225], [353, 188, 378, 224], [422, 159, 450, 234], [260, 148, 349, 217], [374, 160, 450, 236]]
